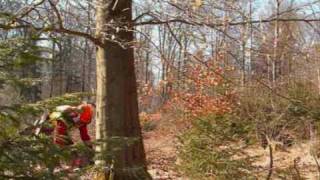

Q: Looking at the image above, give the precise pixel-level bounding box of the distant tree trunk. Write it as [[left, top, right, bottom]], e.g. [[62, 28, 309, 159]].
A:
[[81, 39, 88, 92], [49, 41, 55, 98], [248, 0, 253, 82], [95, 0, 150, 179], [145, 50, 149, 84], [241, 23, 246, 87], [20, 30, 41, 102], [273, 0, 280, 85], [57, 42, 64, 95], [87, 1, 94, 93]]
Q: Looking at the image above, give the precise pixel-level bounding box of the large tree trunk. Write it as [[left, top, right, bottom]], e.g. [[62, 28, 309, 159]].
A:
[[95, 0, 150, 179]]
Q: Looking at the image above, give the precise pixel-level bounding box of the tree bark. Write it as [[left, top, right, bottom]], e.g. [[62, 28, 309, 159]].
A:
[[95, 0, 150, 179]]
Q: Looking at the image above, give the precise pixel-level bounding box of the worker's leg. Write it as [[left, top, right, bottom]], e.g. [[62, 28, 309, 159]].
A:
[[71, 124, 94, 167], [79, 124, 92, 148]]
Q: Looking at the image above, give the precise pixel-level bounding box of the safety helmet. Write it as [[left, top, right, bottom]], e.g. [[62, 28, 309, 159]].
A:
[[79, 104, 94, 124]]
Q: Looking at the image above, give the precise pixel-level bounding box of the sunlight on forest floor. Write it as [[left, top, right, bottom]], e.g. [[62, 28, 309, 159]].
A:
[[143, 114, 320, 180]]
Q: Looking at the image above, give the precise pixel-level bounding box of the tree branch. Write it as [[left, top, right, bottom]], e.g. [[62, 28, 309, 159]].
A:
[[134, 17, 320, 27], [0, 23, 104, 46], [48, 0, 64, 28]]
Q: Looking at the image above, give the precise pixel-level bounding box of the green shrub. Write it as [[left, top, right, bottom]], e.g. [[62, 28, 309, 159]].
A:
[[178, 114, 257, 179], [0, 93, 94, 179], [236, 80, 320, 146], [142, 120, 157, 132]]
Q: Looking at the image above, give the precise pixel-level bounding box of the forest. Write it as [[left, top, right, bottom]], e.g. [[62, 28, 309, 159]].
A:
[[1, 0, 320, 179]]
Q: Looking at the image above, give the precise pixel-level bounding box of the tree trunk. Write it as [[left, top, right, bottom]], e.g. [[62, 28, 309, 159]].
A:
[[273, 0, 280, 86], [95, 0, 150, 179]]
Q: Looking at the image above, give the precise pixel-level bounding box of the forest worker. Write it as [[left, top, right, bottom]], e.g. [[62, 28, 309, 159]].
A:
[[48, 102, 95, 148]]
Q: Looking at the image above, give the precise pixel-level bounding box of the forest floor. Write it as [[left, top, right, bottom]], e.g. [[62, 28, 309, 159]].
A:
[[142, 113, 320, 179], [143, 113, 183, 179], [80, 114, 320, 179], [247, 142, 320, 179]]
